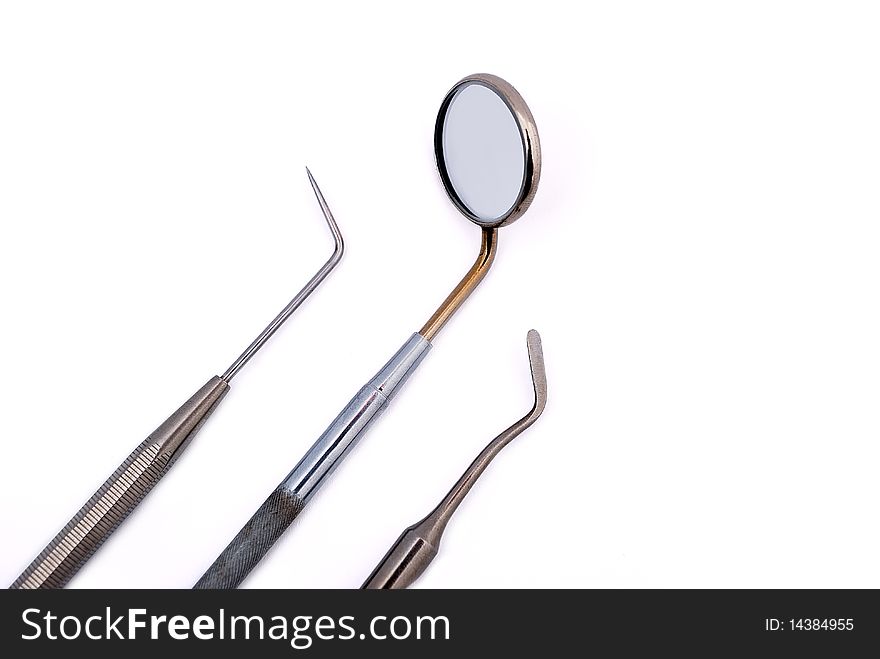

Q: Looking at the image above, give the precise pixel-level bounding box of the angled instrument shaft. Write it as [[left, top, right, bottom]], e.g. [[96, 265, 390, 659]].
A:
[[362, 330, 547, 589], [11, 170, 343, 589], [193, 231, 496, 589], [194, 72, 541, 589]]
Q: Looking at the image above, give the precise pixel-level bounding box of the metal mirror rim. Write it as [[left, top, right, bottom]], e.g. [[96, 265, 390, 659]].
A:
[[434, 73, 542, 228]]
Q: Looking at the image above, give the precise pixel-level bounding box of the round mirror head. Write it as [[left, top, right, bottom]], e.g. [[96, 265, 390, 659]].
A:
[[435, 73, 541, 228]]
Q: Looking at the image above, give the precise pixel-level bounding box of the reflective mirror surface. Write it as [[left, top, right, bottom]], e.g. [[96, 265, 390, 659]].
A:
[[435, 74, 540, 228], [442, 84, 524, 223]]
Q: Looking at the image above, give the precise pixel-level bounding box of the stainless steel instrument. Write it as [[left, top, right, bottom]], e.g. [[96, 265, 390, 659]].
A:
[[11, 170, 344, 589], [362, 329, 547, 589], [195, 73, 543, 588]]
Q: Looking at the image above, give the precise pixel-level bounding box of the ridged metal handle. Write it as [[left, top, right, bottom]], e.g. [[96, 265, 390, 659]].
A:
[[11, 376, 229, 589]]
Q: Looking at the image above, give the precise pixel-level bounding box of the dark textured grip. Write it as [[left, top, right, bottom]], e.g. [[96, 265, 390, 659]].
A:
[[193, 488, 305, 589], [11, 437, 173, 589]]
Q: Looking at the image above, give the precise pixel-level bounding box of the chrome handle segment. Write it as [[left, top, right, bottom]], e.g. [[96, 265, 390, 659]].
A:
[[194, 333, 431, 588], [283, 332, 431, 502]]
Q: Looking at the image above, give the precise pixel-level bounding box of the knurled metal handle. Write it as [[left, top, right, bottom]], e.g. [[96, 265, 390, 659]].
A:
[[11, 437, 175, 589], [191, 379, 390, 590], [193, 488, 305, 589], [10, 376, 229, 589], [194, 334, 433, 589]]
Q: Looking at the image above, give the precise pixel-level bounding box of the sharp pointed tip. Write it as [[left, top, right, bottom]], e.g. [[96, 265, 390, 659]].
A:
[[305, 168, 327, 205], [303, 168, 343, 253]]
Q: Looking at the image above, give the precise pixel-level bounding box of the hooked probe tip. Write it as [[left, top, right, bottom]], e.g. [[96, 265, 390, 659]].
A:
[[305, 167, 344, 258]]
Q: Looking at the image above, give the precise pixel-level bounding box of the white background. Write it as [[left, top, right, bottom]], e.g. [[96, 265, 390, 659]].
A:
[[1, 1, 879, 589]]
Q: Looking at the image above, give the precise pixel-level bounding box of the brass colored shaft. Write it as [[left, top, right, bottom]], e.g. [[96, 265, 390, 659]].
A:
[[419, 227, 498, 341]]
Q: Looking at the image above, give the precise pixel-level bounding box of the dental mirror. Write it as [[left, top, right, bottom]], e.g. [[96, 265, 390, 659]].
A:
[[435, 73, 541, 227], [196, 73, 543, 589]]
